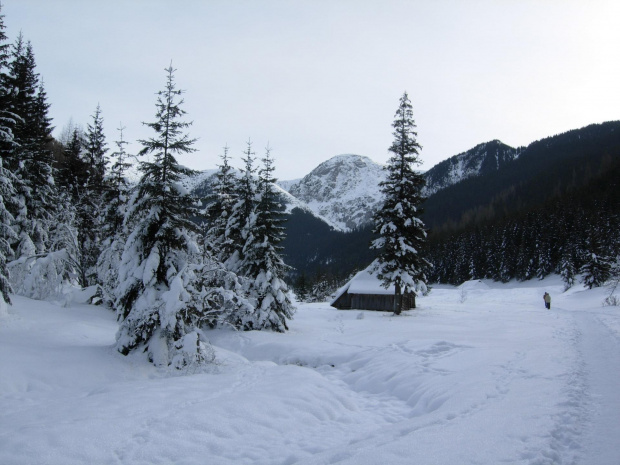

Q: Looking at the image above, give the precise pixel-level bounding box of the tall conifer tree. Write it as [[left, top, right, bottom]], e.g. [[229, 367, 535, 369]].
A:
[[115, 65, 214, 368], [372, 92, 429, 314], [237, 146, 294, 331], [0, 157, 16, 304], [0, 4, 18, 164], [84, 104, 108, 193], [96, 125, 132, 306], [224, 139, 257, 273], [205, 145, 237, 263], [0, 5, 17, 304]]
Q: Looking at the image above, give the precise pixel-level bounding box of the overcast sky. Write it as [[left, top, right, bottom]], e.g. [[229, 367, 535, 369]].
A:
[[5, 0, 620, 180]]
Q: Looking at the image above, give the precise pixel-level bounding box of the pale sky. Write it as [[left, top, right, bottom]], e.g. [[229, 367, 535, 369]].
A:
[[5, 0, 620, 180]]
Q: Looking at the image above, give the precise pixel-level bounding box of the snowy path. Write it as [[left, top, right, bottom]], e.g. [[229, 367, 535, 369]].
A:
[[572, 308, 620, 464], [1, 277, 619, 464]]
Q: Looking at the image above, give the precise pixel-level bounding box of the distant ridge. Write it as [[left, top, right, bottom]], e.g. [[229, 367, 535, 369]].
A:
[[422, 140, 520, 196]]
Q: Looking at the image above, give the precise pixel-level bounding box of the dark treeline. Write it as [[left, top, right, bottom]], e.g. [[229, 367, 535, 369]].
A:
[[423, 121, 620, 233], [427, 155, 620, 288]]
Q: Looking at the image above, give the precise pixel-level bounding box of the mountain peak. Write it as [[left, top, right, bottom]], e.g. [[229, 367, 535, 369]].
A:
[[286, 154, 385, 231]]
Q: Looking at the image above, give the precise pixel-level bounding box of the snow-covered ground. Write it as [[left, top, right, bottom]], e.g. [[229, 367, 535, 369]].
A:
[[1, 276, 619, 465]]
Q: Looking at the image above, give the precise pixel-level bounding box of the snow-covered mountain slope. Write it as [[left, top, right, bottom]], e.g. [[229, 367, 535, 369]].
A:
[[422, 140, 520, 196], [190, 144, 519, 233], [280, 145, 518, 231], [276, 178, 301, 192], [189, 169, 341, 230], [285, 154, 385, 231]]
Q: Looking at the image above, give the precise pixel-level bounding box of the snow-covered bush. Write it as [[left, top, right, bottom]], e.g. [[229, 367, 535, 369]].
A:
[[8, 249, 79, 301]]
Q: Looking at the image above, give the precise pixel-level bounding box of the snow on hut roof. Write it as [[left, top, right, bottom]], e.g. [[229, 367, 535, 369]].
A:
[[330, 269, 395, 306]]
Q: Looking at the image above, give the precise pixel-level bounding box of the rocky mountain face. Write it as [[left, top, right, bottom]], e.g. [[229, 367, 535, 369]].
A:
[[285, 154, 385, 231]]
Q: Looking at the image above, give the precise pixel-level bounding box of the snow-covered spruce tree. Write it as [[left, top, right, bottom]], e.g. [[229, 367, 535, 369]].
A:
[[4, 36, 74, 299], [84, 104, 108, 192], [224, 139, 258, 274], [196, 143, 261, 330], [100, 124, 131, 244], [73, 104, 109, 287], [236, 146, 294, 331], [96, 125, 132, 307], [580, 230, 612, 289], [371, 92, 430, 314], [0, 7, 17, 305], [6, 38, 57, 259], [204, 145, 237, 264], [57, 128, 88, 198], [15, 80, 56, 259], [0, 158, 17, 304], [0, 4, 19, 164], [559, 248, 576, 291], [189, 252, 256, 330], [115, 65, 214, 368]]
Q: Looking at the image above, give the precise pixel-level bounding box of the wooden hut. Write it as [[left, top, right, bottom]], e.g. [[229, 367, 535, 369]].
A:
[[330, 269, 416, 311]]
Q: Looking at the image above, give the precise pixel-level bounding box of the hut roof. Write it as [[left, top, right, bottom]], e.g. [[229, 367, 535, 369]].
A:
[[330, 269, 397, 306]]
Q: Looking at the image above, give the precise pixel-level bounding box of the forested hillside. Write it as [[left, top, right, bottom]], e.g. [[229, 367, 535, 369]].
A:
[[426, 124, 620, 286], [423, 121, 620, 231], [422, 139, 520, 197]]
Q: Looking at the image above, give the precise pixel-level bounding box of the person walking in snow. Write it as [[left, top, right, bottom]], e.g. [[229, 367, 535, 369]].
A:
[[543, 292, 551, 310]]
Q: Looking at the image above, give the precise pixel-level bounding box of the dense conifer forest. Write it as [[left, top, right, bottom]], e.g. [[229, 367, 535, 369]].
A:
[[427, 155, 620, 286], [425, 122, 620, 287]]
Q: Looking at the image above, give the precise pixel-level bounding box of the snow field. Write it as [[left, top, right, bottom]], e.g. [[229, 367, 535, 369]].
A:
[[1, 276, 618, 465]]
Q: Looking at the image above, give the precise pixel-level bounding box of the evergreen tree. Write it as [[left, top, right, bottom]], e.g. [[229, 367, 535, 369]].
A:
[[55, 128, 96, 286], [84, 104, 108, 194], [236, 146, 294, 331], [96, 125, 132, 307], [0, 5, 19, 164], [0, 158, 16, 304], [371, 92, 430, 314], [57, 128, 88, 199], [559, 249, 576, 291], [4, 37, 53, 258], [580, 230, 612, 289], [293, 272, 308, 302], [100, 124, 130, 244], [115, 65, 213, 368], [2, 33, 66, 298], [4, 33, 32, 173], [74, 105, 109, 286], [0, 6, 16, 304], [224, 139, 257, 273], [205, 145, 237, 263], [15, 79, 55, 257]]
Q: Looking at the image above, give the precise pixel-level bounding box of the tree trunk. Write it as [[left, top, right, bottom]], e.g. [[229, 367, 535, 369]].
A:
[[394, 280, 402, 315]]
